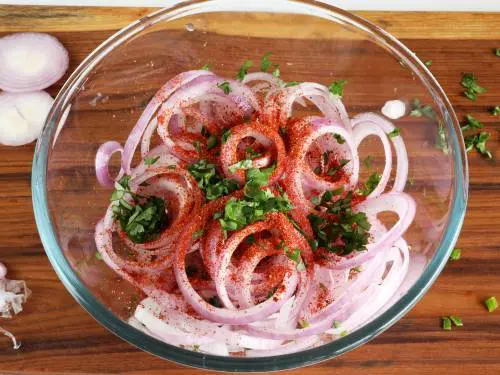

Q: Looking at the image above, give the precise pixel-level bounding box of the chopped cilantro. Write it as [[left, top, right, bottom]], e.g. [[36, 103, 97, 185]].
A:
[[388, 127, 401, 138], [328, 80, 347, 98], [245, 147, 261, 159], [339, 330, 348, 337], [308, 191, 371, 256], [461, 114, 483, 132], [283, 247, 305, 270], [357, 172, 381, 196], [217, 81, 231, 94], [461, 73, 486, 101], [495, 48, 500, 57], [332, 321, 342, 329], [236, 60, 252, 81], [409, 99, 436, 120], [464, 132, 492, 158], [449, 316, 463, 327], [201, 63, 210, 71], [207, 135, 218, 150], [110, 176, 168, 244], [449, 248, 461, 261], [442, 317, 452, 331], [436, 122, 450, 155], [362, 155, 373, 169], [333, 133, 345, 144], [311, 195, 321, 206], [425, 60, 432, 67], [188, 160, 239, 201], [219, 165, 292, 233], [298, 320, 310, 329], [229, 159, 253, 173], [327, 159, 350, 177], [284, 81, 301, 87], [144, 156, 160, 165], [491, 106, 500, 115], [272, 66, 280, 78], [167, 165, 176, 169], [95, 251, 102, 260], [484, 296, 498, 312], [193, 140, 202, 153], [221, 129, 231, 143], [260, 52, 273, 72]]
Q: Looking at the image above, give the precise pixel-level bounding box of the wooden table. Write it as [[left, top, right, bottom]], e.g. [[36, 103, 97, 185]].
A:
[[0, 6, 499, 374]]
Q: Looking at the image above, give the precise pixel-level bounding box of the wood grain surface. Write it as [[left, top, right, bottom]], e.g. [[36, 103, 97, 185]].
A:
[[0, 5, 499, 375]]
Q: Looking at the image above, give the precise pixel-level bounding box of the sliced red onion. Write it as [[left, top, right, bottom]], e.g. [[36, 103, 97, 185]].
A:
[[0, 91, 53, 146], [95, 141, 123, 188], [0, 33, 69, 92]]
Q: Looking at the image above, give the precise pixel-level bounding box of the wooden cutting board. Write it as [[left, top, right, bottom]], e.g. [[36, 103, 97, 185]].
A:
[[0, 6, 498, 375]]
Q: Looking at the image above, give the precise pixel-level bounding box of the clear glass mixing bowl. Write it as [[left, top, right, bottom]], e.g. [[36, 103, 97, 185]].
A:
[[32, 0, 468, 371]]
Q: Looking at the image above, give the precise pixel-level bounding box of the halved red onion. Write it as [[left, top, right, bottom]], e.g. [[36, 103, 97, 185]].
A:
[[0, 91, 53, 146], [0, 33, 69, 92]]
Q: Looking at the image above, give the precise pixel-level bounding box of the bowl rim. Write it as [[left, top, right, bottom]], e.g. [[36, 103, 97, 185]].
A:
[[32, 0, 468, 371]]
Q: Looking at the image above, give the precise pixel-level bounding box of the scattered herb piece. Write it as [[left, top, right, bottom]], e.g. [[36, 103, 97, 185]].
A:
[[188, 160, 239, 201], [327, 159, 350, 176], [245, 147, 261, 159], [425, 60, 432, 67], [193, 344, 200, 352], [221, 129, 231, 143], [409, 99, 436, 120], [311, 195, 321, 206], [407, 177, 415, 186], [491, 106, 500, 115], [272, 66, 281, 78], [217, 81, 231, 94], [167, 165, 176, 169], [309, 191, 371, 256], [332, 321, 342, 329], [192, 140, 202, 153], [260, 52, 273, 72], [95, 251, 102, 260], [207, 135, 218, 150], [144, 155, 160, 165], [298, 320, 310, 329], [339, 330, 348, 337], [236, 60, 252, 81], [388, 127, 401, 138], [460, 73, 486, 101], [484, 296, 498, 313], [461, 114, 484, 132], [333, 133, 345, 144], [357, 172, 381, 196], [362, 155, 373, 169], [449, 316, 463, 327], [328, 80, 347, 98], [201, 63, 210, 71], [436, 122, 450, 155], [494, 48, 500, 57], [284, 81, 301, 87], [229, 159, 253, 173], [442, 317, 452, 331], [464, 132, 492, 158], [449, 248, 461, 261]]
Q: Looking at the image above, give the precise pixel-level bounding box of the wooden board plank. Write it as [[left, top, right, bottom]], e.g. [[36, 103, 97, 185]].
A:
[[0, 6, 499, 375]]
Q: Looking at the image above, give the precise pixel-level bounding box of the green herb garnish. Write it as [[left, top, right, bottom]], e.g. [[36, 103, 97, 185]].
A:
[[357, 172, 381, 196], [333, 133, 345, 144], [207, 135, 218, 150], [298, 320, 310, 329], [484, 296, 498, 312], [387, 127, 401, 138], [284, 81, 301, 87], [464, 132, 492, 158], [201, 63, 210, 71], [409, 99, 436, 120], [192, 229, 205, 240], [308, 191, 371, 256], [442, 317, 452, 331], [236, 60, 253, 81], [436, 122, 450, 155], [144, 156, 160, 165], [461, 73, 486, 101], [110, 176, 168, 244], [362, 155, 373, 169], [461, 114, 484, 132], [229, 159, 253, 173], [424, 60, 432, 67], [327, 159, 349, 176], [260, 52, 273, 72], [272, 66, 280, 78], [449, 248, 461, 261], [95, 251, 102, 260], [193, 140, 202, 153], [491, 106, 500, 115], [245, 147, 261, 159], [328, 80, 347, 98], [217, 81, 232, 94], [449, 316, 463, 327], [188, 160, 239, 201], [494, 48, 500, 57], [221, 129, 231, 143]]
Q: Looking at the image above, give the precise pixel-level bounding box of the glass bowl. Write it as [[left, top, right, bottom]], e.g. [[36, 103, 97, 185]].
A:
[[32, 0, 468, 371]]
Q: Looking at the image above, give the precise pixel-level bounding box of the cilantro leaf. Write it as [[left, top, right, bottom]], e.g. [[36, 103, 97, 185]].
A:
[[188, 160, 239, 200], [362, 155, 373, 169], [207, 135, 218, 150], [436, 122, 450, 155], [328, 80, 347, 98], [461, 73, 486, 101], [425, 60, 432, 67], [284, 81, 301, 87], [272, 66, 280, 78], [260, 52, 273, 72], [327, 159, 350, 177], [217, 81, 231, 94], [333, 133, 345, 144], [144, 156, 160, 165], [192, 229, 205, 240], [464, 132, 492, 158], [357, 173, 381, 196], [387, 127, 401, 138], [229, 159, 253, 173], [221, 129, 231, 143], [236, 60, 252, 81], [491, 106, 500, 115], [461, 114, 483, 132], [245, 147, 261, 159], [495, 48, 500, 57], [201, 63, 210, 71]]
